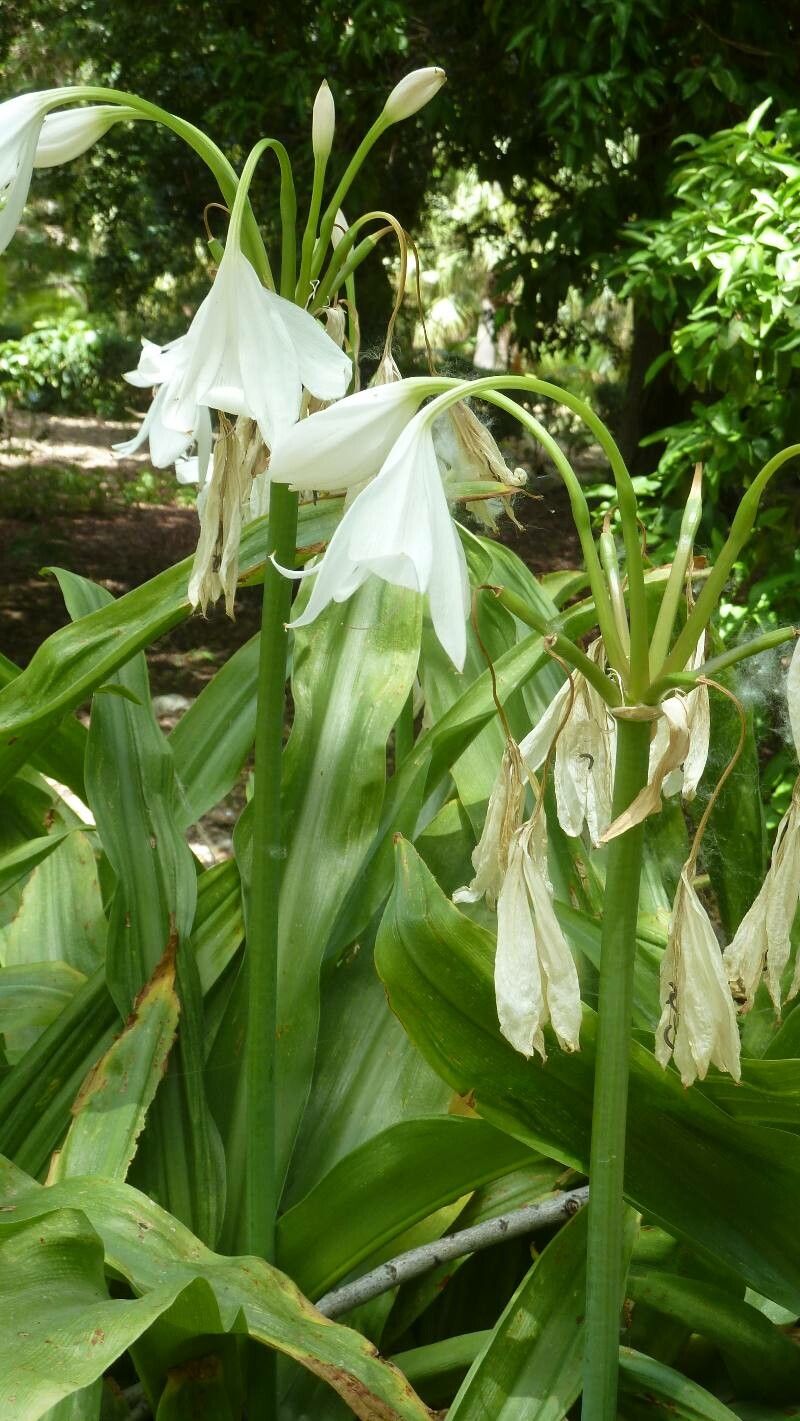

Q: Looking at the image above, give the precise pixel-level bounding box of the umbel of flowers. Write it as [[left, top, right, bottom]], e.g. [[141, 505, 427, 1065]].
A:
[[4, 66, 800, 1421]]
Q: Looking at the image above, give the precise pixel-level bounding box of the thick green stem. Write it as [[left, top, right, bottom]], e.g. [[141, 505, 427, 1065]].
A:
[[243, 483, 299, 1260], [582, 717, 651, 1421]]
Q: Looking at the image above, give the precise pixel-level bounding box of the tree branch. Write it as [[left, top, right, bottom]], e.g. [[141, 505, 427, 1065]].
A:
[[314, 1186, 589, 1319]]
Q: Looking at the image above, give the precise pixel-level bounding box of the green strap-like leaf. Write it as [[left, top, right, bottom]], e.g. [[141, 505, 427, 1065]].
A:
[[0, 1165, 433, 1421]]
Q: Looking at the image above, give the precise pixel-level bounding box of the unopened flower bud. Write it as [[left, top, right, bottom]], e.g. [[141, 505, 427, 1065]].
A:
[[312, 79, 335, 160], [382, 67, 446, 124]]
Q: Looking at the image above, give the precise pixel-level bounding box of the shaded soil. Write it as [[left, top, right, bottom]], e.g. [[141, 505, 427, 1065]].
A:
[[0, 413, 583, 696]]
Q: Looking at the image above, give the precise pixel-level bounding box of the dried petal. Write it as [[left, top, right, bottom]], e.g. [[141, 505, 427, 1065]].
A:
[[657, 869, 741, 1087], [454, 742, 526, 908]]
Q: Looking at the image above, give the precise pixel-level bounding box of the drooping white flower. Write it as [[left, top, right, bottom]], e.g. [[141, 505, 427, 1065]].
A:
[[724, 782, 800, 1012], [112, 337, 212, 483], [454, 741, 526, 908], [656, 868, 741, 1087], [495, 815, 582, 1061], [0, 91, 134, 253], [160, 245, 352, 449], [516, 641, 616, 846], [284, 411, 471, 669], [268, 378, 433, 492]]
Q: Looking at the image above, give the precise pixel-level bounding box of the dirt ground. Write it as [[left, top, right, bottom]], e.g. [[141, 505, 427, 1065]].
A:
[[0, 412, 582, 694]]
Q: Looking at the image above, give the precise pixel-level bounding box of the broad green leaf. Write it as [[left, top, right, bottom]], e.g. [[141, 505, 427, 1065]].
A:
[[0, 967, 119, 1175], [1, 829, 106, 976], [0, 960, 85, 1061], [619, 1348, 739, 1421], [264, 579, 422, 1190], [375, 840, 800, 1311], [50, 938, 179, 1183], [284, 921, 450, 1207], [279, 1117, 535, 1299], [0, 829, 73, 895], [0, 1164, 433, 1421], [0, 651, 86, 798], [0, 501, 340, 793], [62, 571, 221, 1245], [627, 1270, 800, 1401]]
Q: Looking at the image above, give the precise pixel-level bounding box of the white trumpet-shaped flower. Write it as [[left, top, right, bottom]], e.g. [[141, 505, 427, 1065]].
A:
[[495, 815, 582, 1061], [0, 91, 134, 253], [268, 378, 433, 492], [656, 868, 741, 1087], [160, 245, 352, 449], [284, 412, 471, 669], [112, 337, 212, 483], [454, 741, 526, 908], [723, 639, 800, 1012]]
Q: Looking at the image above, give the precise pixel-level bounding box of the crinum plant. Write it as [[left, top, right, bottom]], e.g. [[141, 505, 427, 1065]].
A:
[[1, 61, 800, 1421]]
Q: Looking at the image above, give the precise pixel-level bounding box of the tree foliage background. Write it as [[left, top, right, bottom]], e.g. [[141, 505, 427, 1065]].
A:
[[2, 0, 800, 493]]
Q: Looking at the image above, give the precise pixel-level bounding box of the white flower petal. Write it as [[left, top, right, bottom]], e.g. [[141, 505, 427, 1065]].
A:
[[268, 380, 431, 492], [272, 293, 352, 402], [521, 849, 581, 1052], [34, 105, 134, 167], [288, 416, 470, 668]]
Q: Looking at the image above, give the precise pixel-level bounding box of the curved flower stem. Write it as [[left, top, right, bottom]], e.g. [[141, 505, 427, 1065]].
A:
[[479, 390, 626, 677], [599, 519, 631, 667], [664, 444, 800, 674], [582, 716, 651, 1421], [646, 625, 799, 704], [486, 586, 621, 706], [72, 85, 273, 286], [313, 209, 406, 309], [309, 115, 391, 279], [296, 147, 331, 306], [649, 463, 703, 678]]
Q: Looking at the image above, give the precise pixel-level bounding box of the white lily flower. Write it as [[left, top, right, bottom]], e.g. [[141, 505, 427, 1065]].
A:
[[268, 378, 432, 492], [160, 245, 352, 449], [495, 816, 582, 1061], [285, 411, 471, 669], [0, 90, 132, 253], [112, 337, 212, 483], [656, 868, 741, 1087], [454, 741, 526, 908]]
